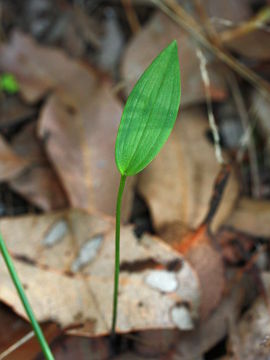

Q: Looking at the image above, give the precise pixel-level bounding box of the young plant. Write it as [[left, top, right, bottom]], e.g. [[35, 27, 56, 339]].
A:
[[112, 40, 181, 333]]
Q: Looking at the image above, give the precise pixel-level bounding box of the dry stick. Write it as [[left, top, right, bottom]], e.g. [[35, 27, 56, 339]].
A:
[[151, 0, 270, 99], [228, 73, 261, 198], [220, 6, 270, 42], [196, 48, 224, 165], [0, 331, 34, 360], [193, 0, 261, 198], [121, 0, 141, 34]]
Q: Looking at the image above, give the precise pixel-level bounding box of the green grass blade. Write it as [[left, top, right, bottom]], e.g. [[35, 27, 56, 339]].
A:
[[0, 234, 54, 360]]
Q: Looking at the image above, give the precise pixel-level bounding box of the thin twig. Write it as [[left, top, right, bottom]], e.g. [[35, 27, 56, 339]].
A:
[[220, 6, 270, 42], [0, 331, 34, 360], [196, 48, 224, 164], [192, 0, 261, 197], [121, 0, 141, 34], [151, 0, 270, 99]]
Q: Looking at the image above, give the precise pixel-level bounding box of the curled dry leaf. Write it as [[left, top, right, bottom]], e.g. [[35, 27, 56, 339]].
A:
[[121, 12, 226, 107], [225, 197, 270, 238], [0, 32, 134, 219], [0, 210, 200, 335], [10, 122, 68, 211], [170, 225, 225, 320], [138, 108, 239, 235], [0, 135, 28, 182]]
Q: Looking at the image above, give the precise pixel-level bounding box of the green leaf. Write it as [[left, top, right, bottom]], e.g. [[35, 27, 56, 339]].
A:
[[0, 73, 19, 94], [115, 40, 181, 176]]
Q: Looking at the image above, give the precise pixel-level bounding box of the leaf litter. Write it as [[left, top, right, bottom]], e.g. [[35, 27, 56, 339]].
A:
[[0, 209, 200, 335], [0, 1, 270, 358]]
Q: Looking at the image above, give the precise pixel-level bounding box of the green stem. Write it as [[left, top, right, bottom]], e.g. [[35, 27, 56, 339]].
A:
[[0, 233, 54, 360], [111, 174, 127, 335]]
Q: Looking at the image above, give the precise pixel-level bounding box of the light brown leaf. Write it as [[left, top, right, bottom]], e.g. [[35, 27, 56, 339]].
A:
[[0, 210, 200, 335], [225, 197, 270, 238], [121, 11, 226, 107], [138, 108, 239, 235], [9, 122, 68, 211]]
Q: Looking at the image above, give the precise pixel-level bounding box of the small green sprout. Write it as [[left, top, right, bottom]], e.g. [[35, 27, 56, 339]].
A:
[[112, 40, 181, 334], [0, 73, 19, 94]]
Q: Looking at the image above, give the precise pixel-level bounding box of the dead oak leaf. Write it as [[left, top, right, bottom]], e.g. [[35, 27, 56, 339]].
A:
[[138, 108, 239, 235], [0, 210, 200, 335], [224, 197, 270, 238]]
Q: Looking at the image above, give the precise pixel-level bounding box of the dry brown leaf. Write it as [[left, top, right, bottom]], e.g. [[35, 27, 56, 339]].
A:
[[124, 273, 255, 360], [225, 197, 270, 238], [0, 32, 135, 219], [204, 0, 251, 24], [138, 108, 239, 235], [0, 31, 95, 103], [0, 135, 28, 182], [0, 210, 200, 335], [0, 96, 36, 129], [9, 122, 68, 211], [225, 272, 270, 360], [121, 11, 226, 107], [223, 29, 270, 60], [38, 90, 134, 220], [167, 225, 225, 320]]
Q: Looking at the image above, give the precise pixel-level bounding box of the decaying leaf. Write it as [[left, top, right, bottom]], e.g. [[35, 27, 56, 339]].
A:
[[0, 32, 135, 219], [0, 96, 36, 130], [9, 122, 68, 211], [0, 135, 28, 182], [0, 210, 200, 335], [225, 197, 270, 238], [38, 91, 134, 219], [125, 273, 255, 360], [169, 225, 225, 320], [225, 272, 270, 360], [138, 108, 239, 235], [204, 0, 251, 24], [121, 12, 226, 107], [222, 28, 270, 61]]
